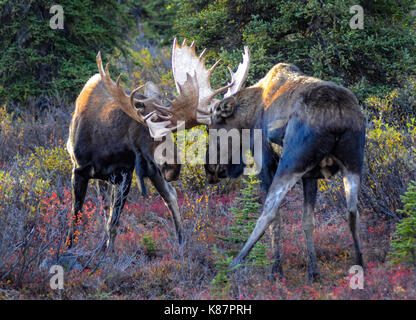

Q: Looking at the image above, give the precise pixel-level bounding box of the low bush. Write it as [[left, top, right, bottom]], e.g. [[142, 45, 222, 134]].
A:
[[391, 181, 416, 266]]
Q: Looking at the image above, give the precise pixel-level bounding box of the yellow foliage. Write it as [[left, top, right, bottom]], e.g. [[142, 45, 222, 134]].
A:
[[130, 46, 174, 95], [25, 143, 72, 180], [367, 116, 407, 166], [365, 89, 399, 115]]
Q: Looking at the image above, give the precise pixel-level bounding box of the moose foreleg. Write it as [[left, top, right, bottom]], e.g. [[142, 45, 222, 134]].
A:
[[67, 167, 89, 248], [149, 169, 183, 244], [231, 173, 302, 268], [269, 213, 283, 279]]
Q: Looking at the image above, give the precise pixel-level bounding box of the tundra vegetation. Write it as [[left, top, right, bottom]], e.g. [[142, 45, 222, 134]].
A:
[[1, 0, 416, 299]]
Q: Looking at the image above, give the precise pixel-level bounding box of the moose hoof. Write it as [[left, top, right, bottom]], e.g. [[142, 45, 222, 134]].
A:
[[230, 258, 242, 270], [269, 262, 284, 281], [268, 271, 284, 282], [307, 267, 321, 283]]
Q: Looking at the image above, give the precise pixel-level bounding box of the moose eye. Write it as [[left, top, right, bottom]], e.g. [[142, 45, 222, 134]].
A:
[[134, 101, 145, 111], [212, 108, 226, 124]]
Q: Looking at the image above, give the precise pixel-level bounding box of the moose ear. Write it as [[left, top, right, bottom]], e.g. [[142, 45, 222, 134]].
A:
[[218, 97, 236, 118], [144, 81, 162, 100]]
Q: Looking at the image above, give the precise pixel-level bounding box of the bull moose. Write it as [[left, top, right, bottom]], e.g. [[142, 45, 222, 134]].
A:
[[66, 39, 239, 252], [66, 60, 182, 252], [147, 40, 365, 282], [205, 60, 366, 281]]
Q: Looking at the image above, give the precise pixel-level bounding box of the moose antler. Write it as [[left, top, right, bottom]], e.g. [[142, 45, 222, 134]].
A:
[[98, 39, 251, 139], [224, 46, 250, 98], [147, 72, 200, 138], [147, 38, 248, 138], [96, 52, 152, 125], [172, 38, 237, 125]]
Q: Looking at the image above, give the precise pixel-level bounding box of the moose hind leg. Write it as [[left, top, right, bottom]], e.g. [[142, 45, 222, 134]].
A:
[[302, 178, 321, 282], [343, 172, 365, 268], [269, 213, 283, 279], [67, 167, 89, 248], [103, 172, 132, 253]]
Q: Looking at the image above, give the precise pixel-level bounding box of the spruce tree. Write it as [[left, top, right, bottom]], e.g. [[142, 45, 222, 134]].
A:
[[391, 181, 416, 265], [221, 174, 269, 268], [0, 0, 135, 105]]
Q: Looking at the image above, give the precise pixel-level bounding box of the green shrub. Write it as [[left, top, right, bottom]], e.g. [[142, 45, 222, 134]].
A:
[[391, 181, 416, 265], [25, 144, 72, 181], [364, 81, 416, 126], [219, 174, 269, 268], [141, 232, 157, 257], [210, 244, 233, 299], [0, 142, 71, 215], [174, 127, 208, 193], [129, 45, 174, 96]]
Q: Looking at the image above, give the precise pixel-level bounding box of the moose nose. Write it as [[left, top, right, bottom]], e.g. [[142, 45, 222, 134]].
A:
[[162, 165, 181, 182], [207, 173, 220, 184], [217, 167, 227, 178]]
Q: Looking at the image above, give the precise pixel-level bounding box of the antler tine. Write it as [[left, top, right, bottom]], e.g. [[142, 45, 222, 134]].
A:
[[212, 80, 235, 97], [154, 105, 173, 117], [129, 85, 145, 109], [97, 51, 104, 75], [155, 105, 172, 113], [209, 59, 221, 75], [199, 48, 206, 60], [116, 74, 122, 87], [105, 63, 110, 78], [224, 46, 250, 98], [196, 107, 213, 115], [146, 113, 181, 139], [143, 111, 156, 121], [157, 113, 173, 121]]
